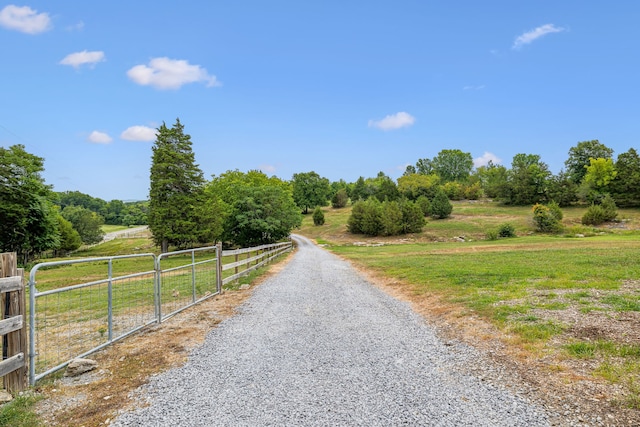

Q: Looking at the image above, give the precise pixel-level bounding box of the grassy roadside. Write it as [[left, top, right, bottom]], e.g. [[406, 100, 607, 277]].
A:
[[297, 201, 640, 413]]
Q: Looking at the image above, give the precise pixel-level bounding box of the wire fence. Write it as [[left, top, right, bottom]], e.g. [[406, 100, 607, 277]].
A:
[[28, 241, 292, 385]]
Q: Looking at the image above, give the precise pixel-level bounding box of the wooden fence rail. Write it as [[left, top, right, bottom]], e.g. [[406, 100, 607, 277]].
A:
[[0, 252, 27, 392]]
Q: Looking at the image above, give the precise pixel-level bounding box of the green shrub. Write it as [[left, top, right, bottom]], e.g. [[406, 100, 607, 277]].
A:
[[416, 195, 431, 216], [532, 203, 563, 233], [464, 182, 484, 200], [347, 199, 424, 236], [380, 201, 403, 236], [582, 204, 606, 225], [497, 223, 516, 238], [486, 230, 499, 241], [312, 207, 325, 226], [600, 194, 618, 221], [430, 188, 453, 219], [442, 181, 465, 200], [331, 189, 348, 209], [400, 200, 426, 233]]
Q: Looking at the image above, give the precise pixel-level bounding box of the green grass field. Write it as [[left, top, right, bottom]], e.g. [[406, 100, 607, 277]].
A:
[[297, 200, 640, 407]]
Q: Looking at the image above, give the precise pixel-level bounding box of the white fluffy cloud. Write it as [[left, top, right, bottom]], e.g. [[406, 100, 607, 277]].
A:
[[87, 131, 112, 144], [127, 57, 220, 90], [120, 125, 157, 141], [512, 24, 565, 50], [368, 112, 415, 131], [59, 50, 106, 69], [473, 152, 502, 168], [0, 5, 51, 34]]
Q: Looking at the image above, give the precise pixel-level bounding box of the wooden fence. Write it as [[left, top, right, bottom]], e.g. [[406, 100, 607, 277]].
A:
[[0, 252, 27, 392]]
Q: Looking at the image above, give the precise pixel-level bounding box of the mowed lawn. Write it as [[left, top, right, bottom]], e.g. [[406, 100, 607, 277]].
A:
[[297, 200, 640, 408]]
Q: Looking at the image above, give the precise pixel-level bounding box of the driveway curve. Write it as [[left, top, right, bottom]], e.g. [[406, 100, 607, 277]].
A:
[[113, 234, 550, 426]]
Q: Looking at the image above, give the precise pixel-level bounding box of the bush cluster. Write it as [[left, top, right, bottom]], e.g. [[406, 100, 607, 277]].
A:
[[313, 207, 325, 226], [532, 202, 563, 233], [347, 199, 425, 236], [582, 194, 618, 225]]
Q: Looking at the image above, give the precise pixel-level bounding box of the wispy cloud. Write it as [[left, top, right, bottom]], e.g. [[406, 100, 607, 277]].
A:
[[368, 112, 415, 131], [0, 5, 52, 34], [127, 57, 221, 90], [259, 164, 277, 174], [474, 152, 502, 168], [59, 50, 106, 69], [87, 131, 112, 144], [512, 24, 565, 50], [120, 125, 157, 141], [66, 21, 85, 32]]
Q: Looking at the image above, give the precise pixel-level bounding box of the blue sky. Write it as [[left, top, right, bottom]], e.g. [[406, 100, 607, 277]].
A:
[[1, 1, 639, 201]]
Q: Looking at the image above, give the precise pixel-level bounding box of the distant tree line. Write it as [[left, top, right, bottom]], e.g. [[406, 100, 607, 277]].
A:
[[4, 120, 639, 263]]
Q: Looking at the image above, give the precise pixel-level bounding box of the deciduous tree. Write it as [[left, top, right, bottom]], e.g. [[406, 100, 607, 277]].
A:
[[0, 145, 59, 264], [564, 140, 614, 184], [292, 171, 331, 214]]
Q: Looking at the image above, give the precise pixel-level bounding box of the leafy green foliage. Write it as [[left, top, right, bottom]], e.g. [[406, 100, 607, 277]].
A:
[[55, 214, 82, 253], [208, 170, 301, 247], [416, 195, 431, 216], [582, 195, 617, 225], [0, 144, 60, 264], [502, 153, 551, 205], [442, 181, 465, 200], [546, 171, 579, 207], [292, 171, 331, 214], [224, 185, 302, 247], [148, 119, 210, 251], [61, 205, 105, 244], [581, 204, 606, 225], [463, 181, 483, 200], [348, 198, 425, 236], [400, 200, 426, 233], [380, 201, 403, 236], [431, 149, 473, 182], [473, 161, 508, 199], [497, 223, 516, 238], [430, 188, 453, 219], [565, 139, 614, 184], [397, 173, 440, 200], [313, 207, 325, 226], [331, 188, 348, 208], [610, 148, 640, 207], [532, 202, 563, 233]]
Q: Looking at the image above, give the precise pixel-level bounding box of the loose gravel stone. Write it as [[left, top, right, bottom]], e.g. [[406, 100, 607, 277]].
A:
[[112, 235, 551, 426]]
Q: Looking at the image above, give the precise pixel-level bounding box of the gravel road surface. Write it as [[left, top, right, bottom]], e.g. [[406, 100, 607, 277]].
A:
[[112, 234, 551, 426]]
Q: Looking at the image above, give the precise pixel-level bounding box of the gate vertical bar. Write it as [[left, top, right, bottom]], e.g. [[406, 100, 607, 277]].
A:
[[107, 260, 113, 342], [216, 243, 223, 294], [191, 250, 196, 303], [155, 257, 162, 323]]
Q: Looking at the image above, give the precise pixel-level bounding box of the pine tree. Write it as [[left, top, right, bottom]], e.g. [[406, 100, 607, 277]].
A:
[[148, 119, 206, 252]]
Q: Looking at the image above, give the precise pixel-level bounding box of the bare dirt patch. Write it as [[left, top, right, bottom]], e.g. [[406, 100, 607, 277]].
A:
[[33, 253, 293, 427]]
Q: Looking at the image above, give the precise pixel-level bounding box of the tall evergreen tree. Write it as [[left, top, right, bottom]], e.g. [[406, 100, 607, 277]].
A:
[[148, 119, 206, 252]]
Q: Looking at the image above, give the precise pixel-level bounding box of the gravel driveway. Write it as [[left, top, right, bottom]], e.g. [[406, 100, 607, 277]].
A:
[[113, 234, 550, 426]]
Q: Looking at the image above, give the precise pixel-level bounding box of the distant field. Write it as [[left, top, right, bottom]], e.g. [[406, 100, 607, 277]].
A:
[[297, 200, 640, 408]]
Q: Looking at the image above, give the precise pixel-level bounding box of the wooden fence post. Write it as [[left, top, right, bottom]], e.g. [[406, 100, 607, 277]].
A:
[[0, 252, 27, 392]]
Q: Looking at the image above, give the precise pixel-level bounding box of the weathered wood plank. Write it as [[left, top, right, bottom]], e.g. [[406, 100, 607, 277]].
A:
[[0, 353, 24, 378], [0, 315, 22, 336], [0, 276, 22, 293]]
